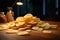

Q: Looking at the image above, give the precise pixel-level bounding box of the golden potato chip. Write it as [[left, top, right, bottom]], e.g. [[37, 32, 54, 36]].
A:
[[50, 25, 57, 28], [38, 28, 43, 31], [26, 30, 31, 32], [24, 17, 32, 24], [18, 28, 26, 31], [32, 17, 40, 22], [16, 17, 25, 22], [16, 22, 25, 27], [19, 24, 27, 28], [26, 25, 31, 27], [5, 29, 18, 34], [24, 13, 33, 18], [9, 26, 19, 30], [18, 26, 30, 30], [0, 27, 4, 30], [32, 27, 39, 30], [38, 21, 45, 25], [17, 31, 29, 35], [1, 24, 10, 30], [28, 20, 37, 25], [42, 30, 52, 33]]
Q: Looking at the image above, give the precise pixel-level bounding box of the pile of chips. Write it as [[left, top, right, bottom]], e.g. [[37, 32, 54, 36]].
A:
[[0, 13, 57, 35]]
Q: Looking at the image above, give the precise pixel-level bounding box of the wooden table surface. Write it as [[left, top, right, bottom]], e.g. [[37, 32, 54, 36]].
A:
[[0, 21, 60, 40]]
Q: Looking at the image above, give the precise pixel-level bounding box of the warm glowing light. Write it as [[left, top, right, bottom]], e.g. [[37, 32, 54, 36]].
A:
[[16, 2, 23, 5]]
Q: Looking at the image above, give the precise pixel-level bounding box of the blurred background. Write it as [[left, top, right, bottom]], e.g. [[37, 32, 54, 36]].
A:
[[0, 0, 60, 21]]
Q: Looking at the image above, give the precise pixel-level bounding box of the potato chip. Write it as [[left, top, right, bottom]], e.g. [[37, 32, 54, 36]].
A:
[[17, 31, 29, 35], [38, 28, 43, 31], [6, 29, 18, 34], [18, 28, 27, 31], [28, 20, 36, 24], [32, 17, 40, 22], [26, 30, 31, 32], [24, 13, 33, 18], [16, 17, 25, 22], [0, 27, 4, 30], [42, 30, 52, 33], [9, 26, 19, 30], [50, 25, 57, 28], [32, 27, 39, 30], [16, 22, 25, 27]]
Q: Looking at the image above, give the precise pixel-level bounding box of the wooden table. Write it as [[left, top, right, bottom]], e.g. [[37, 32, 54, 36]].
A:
[[0, 21, 60, 40]]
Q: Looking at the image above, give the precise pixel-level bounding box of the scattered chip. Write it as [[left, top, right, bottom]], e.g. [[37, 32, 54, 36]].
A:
[[17, 31, 29, 36], [50, 25, 57, 28], [5, 29, 18, 34], [42, 30, 52, 33]]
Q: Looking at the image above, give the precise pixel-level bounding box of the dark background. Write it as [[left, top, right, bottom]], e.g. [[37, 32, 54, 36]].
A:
[[0, 0, 60, 21]]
